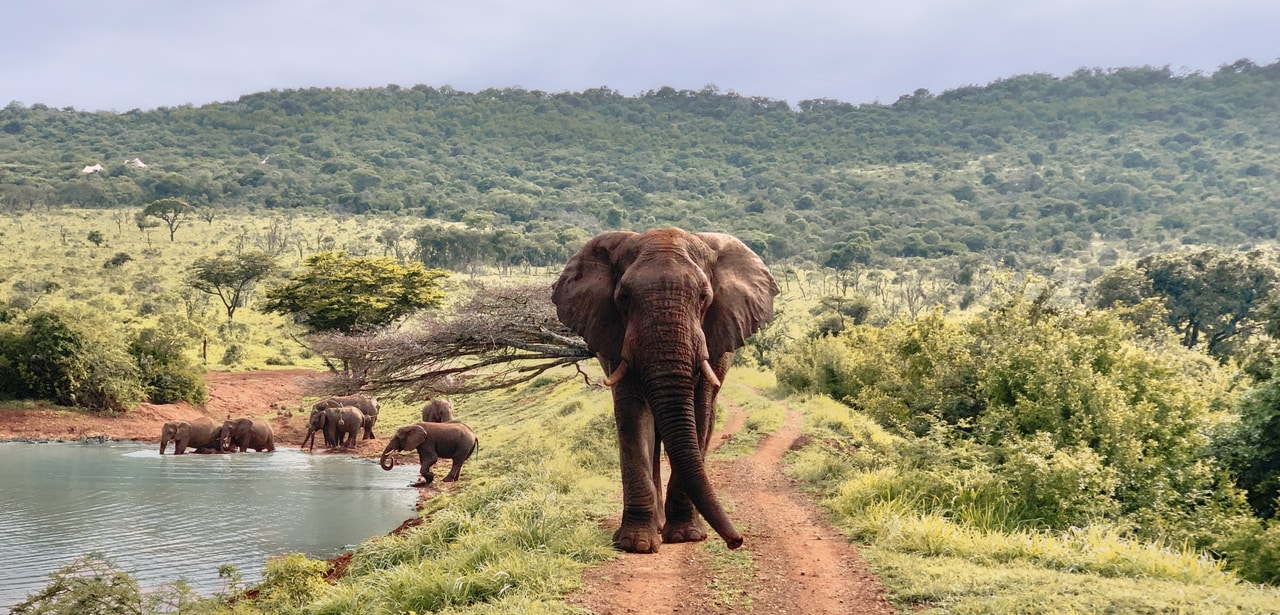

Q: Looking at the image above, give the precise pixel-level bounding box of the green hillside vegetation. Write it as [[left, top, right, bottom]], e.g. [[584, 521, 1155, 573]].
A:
[[3, 59, 1279, 275]]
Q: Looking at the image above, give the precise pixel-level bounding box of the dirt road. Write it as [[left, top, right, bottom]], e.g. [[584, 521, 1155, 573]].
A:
[[569, 400, 893, 615]]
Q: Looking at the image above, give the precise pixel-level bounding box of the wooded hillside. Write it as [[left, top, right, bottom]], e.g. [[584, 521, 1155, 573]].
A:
[[2, 59, 1278, 271]]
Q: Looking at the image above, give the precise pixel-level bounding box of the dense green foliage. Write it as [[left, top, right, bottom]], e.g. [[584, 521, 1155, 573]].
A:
[[1091, 248, 1279, 359], [258, 250, 448, 333], [777, 291, 1245, 545], [4, 60, 1280, 270], [0, 307, 205, 410]]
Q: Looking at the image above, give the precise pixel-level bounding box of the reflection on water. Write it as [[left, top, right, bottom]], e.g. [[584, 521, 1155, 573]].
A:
[[0, 442, 418, 612]]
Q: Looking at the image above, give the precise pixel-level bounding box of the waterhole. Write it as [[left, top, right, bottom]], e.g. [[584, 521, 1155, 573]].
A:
[[0, 441, 419, 611]]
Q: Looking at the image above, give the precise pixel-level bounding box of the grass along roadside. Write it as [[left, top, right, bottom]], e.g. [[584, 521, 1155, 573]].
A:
[[711, 368, 786, 460], [775, 392, 1280, 614]]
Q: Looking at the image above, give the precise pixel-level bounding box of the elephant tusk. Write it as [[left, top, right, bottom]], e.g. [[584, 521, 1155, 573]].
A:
[[603, 360, 629, 387], [701, 360, 721, 388]]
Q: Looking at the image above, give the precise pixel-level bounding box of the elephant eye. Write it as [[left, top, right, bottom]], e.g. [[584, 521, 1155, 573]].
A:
[[616, 288, 631, 310]]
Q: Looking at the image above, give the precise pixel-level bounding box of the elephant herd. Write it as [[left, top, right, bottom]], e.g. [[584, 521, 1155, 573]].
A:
[[158, 416, 275, 455], [156, 395, 480, 487]]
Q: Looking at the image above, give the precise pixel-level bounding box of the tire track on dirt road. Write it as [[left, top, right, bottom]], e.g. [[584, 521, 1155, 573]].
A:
[[710, 405, 894, 614], [570, 399, 892, 614]]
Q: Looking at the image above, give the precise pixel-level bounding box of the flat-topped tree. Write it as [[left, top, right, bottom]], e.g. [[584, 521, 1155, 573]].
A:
[[142, 198, 193, 242], [184, 251, 277, 322]]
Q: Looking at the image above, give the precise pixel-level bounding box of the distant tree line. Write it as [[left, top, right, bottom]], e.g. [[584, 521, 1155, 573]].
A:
[[2, 60, 1278, 272]]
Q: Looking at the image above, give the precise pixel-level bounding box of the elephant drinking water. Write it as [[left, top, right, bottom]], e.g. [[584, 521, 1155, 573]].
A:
[[218, 417, 276, 452], [159, 416, 222, 455], [312, 395, 379, 440], [379, 421, 479, 486]]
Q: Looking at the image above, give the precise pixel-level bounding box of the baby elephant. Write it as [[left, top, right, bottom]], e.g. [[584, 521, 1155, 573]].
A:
[[219, 417, 276, 452], [379, 421, 479, 486]]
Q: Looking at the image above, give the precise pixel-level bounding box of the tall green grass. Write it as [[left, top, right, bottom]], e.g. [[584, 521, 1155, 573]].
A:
[[771, 393, 1280, 613]]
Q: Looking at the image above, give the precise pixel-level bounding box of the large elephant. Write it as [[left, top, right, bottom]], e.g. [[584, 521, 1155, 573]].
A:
[[420, 398, 454, 422], [552, 228, 778, 553], [219, 417, 276, 452], [379, 421, 479, 486], [159, 416, 222, 455], [313, 395, 379, 439]]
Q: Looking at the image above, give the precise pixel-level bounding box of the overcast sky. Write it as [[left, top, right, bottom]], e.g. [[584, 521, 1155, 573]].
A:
[[3, 0, 1277, 112]]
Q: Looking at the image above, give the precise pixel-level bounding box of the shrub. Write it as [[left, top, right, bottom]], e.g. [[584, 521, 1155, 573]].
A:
[[778, 293, 1246, 544], [7, 309, 143, 411], [129, 315, 207, 405]]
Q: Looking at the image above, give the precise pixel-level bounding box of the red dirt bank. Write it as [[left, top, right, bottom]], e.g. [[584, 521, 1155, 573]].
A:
[[0, 369, 325, 446]]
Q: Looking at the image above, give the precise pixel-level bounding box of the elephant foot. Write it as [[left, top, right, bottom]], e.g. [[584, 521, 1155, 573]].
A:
[[662, 519, 709, 544], [613, 524, 662, 553]]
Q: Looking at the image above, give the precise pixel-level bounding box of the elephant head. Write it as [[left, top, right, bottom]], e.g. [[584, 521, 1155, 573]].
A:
[[159, 420, 188, 455], [301, 410, 327, 451], [552, 228, 778, 552]]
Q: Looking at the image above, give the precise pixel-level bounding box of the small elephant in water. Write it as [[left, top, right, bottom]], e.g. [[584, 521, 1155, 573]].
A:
[[159, 416, 221, 455], [219, 417, 275, 452], [302, 405, 364, 450], [379, 421, 479, 486], [312, 394, 379, 440], [420, 398, 454, 422]]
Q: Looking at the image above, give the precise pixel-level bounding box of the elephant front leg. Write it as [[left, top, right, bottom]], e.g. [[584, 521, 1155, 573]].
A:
[[412, 449, 439, 487], [663, 353, 731, 544], [614, 390, 663, 553]]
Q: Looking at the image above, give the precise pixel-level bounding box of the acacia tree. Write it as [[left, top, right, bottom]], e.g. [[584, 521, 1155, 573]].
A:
[[185, 251, 277, 322], [257, 250, 449, 334], [143, 197, 193, 241]]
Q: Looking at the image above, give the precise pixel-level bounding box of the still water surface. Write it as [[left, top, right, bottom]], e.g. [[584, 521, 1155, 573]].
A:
[[0, 441, 418, 611]]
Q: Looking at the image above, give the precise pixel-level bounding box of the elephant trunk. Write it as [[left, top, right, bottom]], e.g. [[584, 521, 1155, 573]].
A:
[[379, 441, 398, 470], [159, 439, 168, 455], [649, 363, 743, 550]]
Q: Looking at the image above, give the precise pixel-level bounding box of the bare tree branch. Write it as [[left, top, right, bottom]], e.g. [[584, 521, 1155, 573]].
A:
[[305, 283, 594, 401]]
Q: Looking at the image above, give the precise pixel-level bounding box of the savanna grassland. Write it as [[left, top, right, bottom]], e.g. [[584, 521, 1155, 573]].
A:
[[6, 60, 1280, 613]]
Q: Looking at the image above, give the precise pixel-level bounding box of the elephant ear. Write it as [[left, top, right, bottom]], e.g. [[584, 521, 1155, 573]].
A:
[[696, 233, 780, 358], [552, 231, 638, 360]]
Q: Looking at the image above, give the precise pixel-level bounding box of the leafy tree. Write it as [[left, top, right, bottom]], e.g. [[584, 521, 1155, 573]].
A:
[[259, 250, 448, 334], [184, 251, 277, 322], [1092, 249, 1279, 359], [86, 230, 104, 247], [142, 198, 193, 241]]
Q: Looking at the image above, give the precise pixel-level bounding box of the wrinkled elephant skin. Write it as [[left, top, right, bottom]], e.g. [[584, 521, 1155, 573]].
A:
[[552, 228, 778, 553]]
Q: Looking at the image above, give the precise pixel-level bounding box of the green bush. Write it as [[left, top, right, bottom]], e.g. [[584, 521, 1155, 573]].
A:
[[6, 309, 144, 412], [778, 293, 1247, 544], [1216, 518, 1280, 585], [1219, 369, 1280, 518], [129, 315, 207, 405]]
